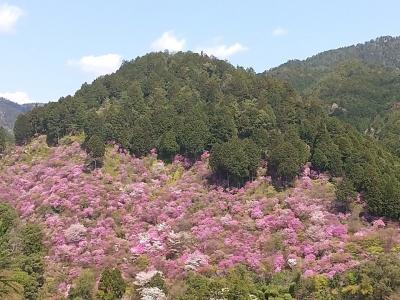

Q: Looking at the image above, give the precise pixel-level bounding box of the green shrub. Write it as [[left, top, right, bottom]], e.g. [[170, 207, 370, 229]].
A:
[[97, 268, 126, 300], [0, 203, 17, 236], [68, 269, 96, 300], [20, 224, 44, 256]]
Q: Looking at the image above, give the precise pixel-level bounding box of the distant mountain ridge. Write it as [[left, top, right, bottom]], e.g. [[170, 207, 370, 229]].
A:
[[267, 35, 400, 157], [0, 97, 40, 131], [268, 36, 400, 92]]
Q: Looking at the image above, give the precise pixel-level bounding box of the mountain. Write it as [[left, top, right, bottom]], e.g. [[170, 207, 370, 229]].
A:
[[3, 48, 400, 298], [268, 36, 400, 157], [0, 97, 39, 131], [268, 36, 400, 92], [12, 51, 400, 224]]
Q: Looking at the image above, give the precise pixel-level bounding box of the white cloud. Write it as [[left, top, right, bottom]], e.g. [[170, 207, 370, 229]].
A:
[[151, 31, 185, 52], [67, 54, 122, 76], [0, 91, 31, 104], [272, 27, 288, 37], [0, 3, 24, 33], [199, 42, 248, 59]]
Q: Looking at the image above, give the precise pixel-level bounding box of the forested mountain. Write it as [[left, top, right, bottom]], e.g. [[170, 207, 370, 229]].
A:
[[269, 36, 400, 159], [0, 97, 39, 131], [3, 47, 400, 299], [268, 36, 400, 92], [12, 51, 400, 220]]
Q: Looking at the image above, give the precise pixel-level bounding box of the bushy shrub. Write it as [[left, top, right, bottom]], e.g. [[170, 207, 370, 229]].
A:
[[20, 224, 44, 256], [97, 268, 126, 300], [68, 269, 96, 300], [64, 223, 87, 244], [0, 203, 17, 236]]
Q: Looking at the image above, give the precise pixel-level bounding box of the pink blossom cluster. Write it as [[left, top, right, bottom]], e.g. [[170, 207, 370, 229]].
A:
[[1, 136, 400, 297]]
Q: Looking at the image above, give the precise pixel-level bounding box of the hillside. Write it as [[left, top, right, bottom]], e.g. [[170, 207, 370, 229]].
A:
[[268, 36, 400, 92], [13, 52, 400, 220], [2, 50, 400, 298], [268, 37, 400, 157], [0, 97, 39, 131], [1, 136, 400, 299]]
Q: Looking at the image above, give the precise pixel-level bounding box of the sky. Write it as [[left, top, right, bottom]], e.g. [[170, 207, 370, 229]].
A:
[[1, 0, 400, 104]]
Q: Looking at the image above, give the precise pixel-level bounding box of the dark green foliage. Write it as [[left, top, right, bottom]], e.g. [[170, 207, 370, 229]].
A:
[[20, 224, 44, 256], [0, 203, 17, 236], [19, 254, 44, 280], [0, 205, 44, 299], [0, 204, 20, 297], [270, 36, 400, 162], [335, 178, 356, 212], [18, 254, 45, 300], [269, 36, 400, 93], [14, 114, 32, 145], [45, 102, 67, 145], [83, 112, 105, 143], [372, 109, 400, 157], [13, 272, 38, 300], [84, 135, 106, 170], [0, 127, 6, 153], [223, 266, 260, 299], [68, 269, 96, 300], [97, 268, 126, 300], [128, 116, 155, 156], [176, 106, 210, 158], [311, 131, 343, 176], [209, 104, 237, 144], [364, 173, 400, 219], [210, 138, 260, 186], [236, 99, 276, 139], [104, 105, 130, 149], [0, 127, 14, 153], [159, 130, 179, 160], [268, 132, 310, 185], [85, 135, 105, 159]]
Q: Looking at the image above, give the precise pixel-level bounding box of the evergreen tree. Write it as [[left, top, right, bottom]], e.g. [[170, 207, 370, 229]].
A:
[[210, 138, 260, 186], [269, 132, 310, 185], [159, 130, 179, 160], [0, 127, 6, 153], [311, 130, 343, 176], [335, 178, 356, 212], [14, 114, 32, 145], [97, 268, 126, 300]]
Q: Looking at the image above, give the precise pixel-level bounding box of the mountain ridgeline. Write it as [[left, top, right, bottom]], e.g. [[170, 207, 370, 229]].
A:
[[268, 36, 400, 92], [0, 97, 39, 131], [13, 50, 400, 219]]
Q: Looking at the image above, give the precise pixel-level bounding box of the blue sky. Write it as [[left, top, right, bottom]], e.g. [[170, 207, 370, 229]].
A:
[[1, 0, 400, 104]]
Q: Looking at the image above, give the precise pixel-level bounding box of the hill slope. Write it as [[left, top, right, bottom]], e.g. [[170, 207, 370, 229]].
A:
[[268, 36, 400, 156], [268, 36, 400, 92], [1, 136, 399, 298], [13, 51, 400, 221]]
